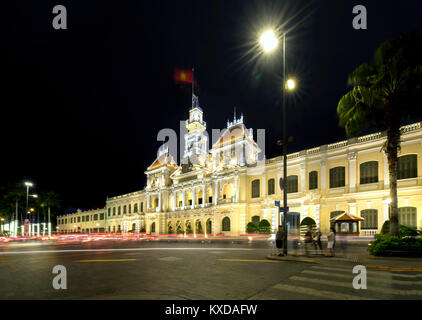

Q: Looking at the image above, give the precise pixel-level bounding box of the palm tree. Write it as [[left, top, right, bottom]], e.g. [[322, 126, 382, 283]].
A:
[[337, 30, 422, 236], [38, 191, 61, 235], [0, 183, 26, 223]]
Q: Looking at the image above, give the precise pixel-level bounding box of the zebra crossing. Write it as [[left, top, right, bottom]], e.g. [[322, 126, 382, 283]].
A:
[[250, 264, 422, 300]]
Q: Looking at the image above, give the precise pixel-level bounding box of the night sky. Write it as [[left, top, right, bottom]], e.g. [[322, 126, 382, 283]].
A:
[[2, 0, 422, 211]]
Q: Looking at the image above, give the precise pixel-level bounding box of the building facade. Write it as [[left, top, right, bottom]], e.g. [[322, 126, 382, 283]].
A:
[[57, 100, 422, 236]]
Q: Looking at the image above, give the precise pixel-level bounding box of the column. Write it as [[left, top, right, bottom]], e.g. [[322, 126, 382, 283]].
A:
[[315, 205, 320, 228], [348, 150, 357, 192], [262, 173, 266, 197], [383, 151, 389, 188], [172, 191, 176, 210], [147, 193, 150, 211], [383, 199, 389, 221], [214, 181, 218, 205], [349, 202, 357, 216], [300, 161, 306, 193], [234, 176, 239, 203], [202, 184, 206, 207], [277, 166, 282, 195], [157, 191, 161, 212], [320, 158, 327, 190], [182, 188, 186, 209]]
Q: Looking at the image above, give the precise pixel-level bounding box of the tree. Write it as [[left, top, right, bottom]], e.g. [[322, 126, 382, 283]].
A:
[[337, 30, 422, 236], [246, 222, 258, 233], [0, 183, 26, 222], [258, 219, 271, 234], [38, 191, 61, 235]]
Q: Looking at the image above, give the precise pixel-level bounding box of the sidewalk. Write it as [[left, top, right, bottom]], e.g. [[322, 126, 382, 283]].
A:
[[267, 252, 422, 269]]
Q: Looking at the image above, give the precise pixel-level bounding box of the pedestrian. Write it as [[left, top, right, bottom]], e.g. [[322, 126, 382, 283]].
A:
[[313, 228, 323, 254], [325, 227, 336, 257], [275, 225, 286, 256], [304, 226, 313, 256]]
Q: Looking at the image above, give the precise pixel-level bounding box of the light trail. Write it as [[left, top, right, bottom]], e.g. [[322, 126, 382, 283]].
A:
[[0, 247, 258, 255]]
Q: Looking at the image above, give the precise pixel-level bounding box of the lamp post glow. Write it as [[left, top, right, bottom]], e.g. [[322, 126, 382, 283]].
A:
[[24, 181, 33, 236], [259, 30, 278, 53], [259, 28, 296, 255]]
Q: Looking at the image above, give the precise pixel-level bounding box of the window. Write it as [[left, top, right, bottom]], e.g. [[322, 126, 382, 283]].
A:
[[140, 202, 144, 212], [360, 161, 378, 184], [268, 179, 275, 195], [360, 209, 378, 229], [94, 214, 98, 221], [151, 222, 156, 233], [329, 166, 345, 188], [398, 207, 417, 228], [287, 175, 298, 193], [251, 179, 260, 198], [222, 217, 231, 231], [341, 223, 349, 233], [134, 203, 138, 213], [189, 199, 192, 205], [123, 205, 127, 214], [178, 200, 182, 207], [108, 208, 111, 216], [86, 215, 89, 221], [198, 197, 203, 204], [208, 196, 212, 203], [128, 204, 131, 214], [118, 206, 121, 215], [78, 217, 81, 223], [309, 171, 318, 190], [65, 219, 67, 224], [113, 207, 116, 216], [100, 213, 104, 220], [397, 155, 417, 179], [82, 216, 85, 222]]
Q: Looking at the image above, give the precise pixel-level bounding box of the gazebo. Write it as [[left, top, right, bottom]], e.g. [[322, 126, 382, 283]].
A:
[[330, 212, 364, 235]]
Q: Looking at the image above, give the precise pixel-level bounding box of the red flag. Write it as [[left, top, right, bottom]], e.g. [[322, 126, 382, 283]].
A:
[[174, 68, 193, 84]]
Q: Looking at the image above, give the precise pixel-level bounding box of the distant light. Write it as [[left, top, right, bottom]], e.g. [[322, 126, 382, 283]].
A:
[[31, 194, 38, 198], [286, 79, 296, 90], [259, 30, 278, 53], [25, 182, 33, 187], [30, 208, 35, 212]]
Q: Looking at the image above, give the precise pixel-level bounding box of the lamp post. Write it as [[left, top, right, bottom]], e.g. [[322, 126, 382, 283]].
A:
[[259, 29, 296, 255]]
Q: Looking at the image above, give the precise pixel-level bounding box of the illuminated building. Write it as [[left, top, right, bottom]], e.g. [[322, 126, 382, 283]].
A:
[[57, 98, 422, 235]]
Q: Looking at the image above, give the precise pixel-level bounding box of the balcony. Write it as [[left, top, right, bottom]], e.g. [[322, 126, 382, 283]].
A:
[[218, 198, 233, 205]]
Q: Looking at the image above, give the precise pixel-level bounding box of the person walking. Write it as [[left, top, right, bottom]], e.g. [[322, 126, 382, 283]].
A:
[[325, 227, 336, 257], [304, 226, 313, 256], [275, 226, 286, 256], [313, 228, 323, 254]]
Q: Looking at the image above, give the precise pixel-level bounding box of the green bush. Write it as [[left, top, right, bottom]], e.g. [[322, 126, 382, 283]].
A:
[[246, 222, 258, 233], [258, 219, 271, 234], [368, 233, 422, 257], [380, 220, 418, 237]]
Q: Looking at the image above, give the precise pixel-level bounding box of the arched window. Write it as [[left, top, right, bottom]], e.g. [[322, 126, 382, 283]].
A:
[[360, 161, 378, 184], [140, 202, 144, 212], [252, 215, 260, 225], [329, 167, 345, 188], [151, 222, 156, 233], [251, 179, 260, 198], [309, 171, 318, 190], [222, 217, 231, 231], [398, 207, 417, 228], [397, 155, 417, 179], [268, 179, 275, 195], [128, 204, 131, 214], [206, 219, 212, 234], [123, 205, 127, 214], [134, 203, 138, 213], [360, 209, 378, 229], [287, 175, 298, 193], [113, 207, 116, 216], [118, 206, 121, 215]]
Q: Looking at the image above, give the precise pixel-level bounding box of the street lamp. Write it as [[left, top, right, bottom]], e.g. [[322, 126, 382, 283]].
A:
[[259, 28, 296, 255], [24, 181, 33, 217]]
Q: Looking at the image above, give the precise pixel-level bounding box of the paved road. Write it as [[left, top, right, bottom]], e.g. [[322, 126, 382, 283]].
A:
[[0, 240, 420, 300]]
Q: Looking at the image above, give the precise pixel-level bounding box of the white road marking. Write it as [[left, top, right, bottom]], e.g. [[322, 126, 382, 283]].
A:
[[270, 283, 372, 300], [302, 270, 422, 285], [289, 276, 422, 296], [311, 265, 422, 278], [0, 247, 255, 255]]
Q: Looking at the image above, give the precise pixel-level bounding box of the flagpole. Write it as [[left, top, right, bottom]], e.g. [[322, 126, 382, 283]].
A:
[[192, 67, 194, 108]]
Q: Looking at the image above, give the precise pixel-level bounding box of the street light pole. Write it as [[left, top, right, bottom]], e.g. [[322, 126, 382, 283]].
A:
[[281, 34, 289, 256]]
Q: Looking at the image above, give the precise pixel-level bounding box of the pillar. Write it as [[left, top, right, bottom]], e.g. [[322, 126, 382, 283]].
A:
[[214, 181, 218, 205], [235, 176, 239, 203], [202, 184, 206, 207], [348, 150, 357, 192]]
